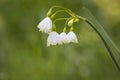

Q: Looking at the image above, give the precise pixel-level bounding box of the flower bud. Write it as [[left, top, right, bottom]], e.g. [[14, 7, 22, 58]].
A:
[[74, 18, 79, 22], [68, 19, 74, 26]]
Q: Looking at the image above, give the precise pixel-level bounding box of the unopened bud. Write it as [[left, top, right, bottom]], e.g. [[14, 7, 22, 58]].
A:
[[68, 19, 74, 26], [74, 18, 79, 22]]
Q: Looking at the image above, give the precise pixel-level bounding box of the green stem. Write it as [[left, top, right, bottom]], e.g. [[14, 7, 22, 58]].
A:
[[65, 18, 72, 27], [50, 6, 77, 17], [53, 17, 71, 24], [85, 19, 120, 71], [51, 10, 73, 19]]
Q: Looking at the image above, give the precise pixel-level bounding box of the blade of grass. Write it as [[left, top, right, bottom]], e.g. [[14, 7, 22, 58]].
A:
[[82, 7, 120, 54], [81, 7, 120, 71]]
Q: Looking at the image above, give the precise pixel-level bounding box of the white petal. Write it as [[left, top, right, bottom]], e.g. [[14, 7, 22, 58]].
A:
[[47, 31, 59, 46], [37, 17, 52, 33], [59, 32, 67, 44], [66, 31, 78, 43]]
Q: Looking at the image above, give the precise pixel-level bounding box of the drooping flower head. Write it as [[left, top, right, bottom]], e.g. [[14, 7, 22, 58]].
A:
[[65, 31, 78, 43], [59, 32, 67, 44], [37, 6, 81, 46], [37, 17, 52, 33], [47, 31, 60, 46]]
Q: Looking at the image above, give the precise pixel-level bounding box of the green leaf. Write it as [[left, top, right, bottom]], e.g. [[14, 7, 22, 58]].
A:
[[81, 7, 120, 71]]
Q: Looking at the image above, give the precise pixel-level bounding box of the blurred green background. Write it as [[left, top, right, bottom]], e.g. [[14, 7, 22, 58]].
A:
[[0, 0, 120, 80]]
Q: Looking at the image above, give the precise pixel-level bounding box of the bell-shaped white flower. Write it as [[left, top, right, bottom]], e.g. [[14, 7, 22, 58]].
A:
[[37, 17, 52, 33], [65, 31, 78, 43], [59, 32, 67, 44], [47, 31, 60, 46]]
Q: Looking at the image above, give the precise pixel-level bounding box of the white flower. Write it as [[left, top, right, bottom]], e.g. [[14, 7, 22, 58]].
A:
[[47, 31, 60, 46], [65, 31, 78, 43], [59, 32, 67, 44], [37, 17, 52, 33]]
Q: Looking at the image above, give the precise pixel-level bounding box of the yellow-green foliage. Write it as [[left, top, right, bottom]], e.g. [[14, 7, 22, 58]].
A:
[[0, 0, 120, 80]]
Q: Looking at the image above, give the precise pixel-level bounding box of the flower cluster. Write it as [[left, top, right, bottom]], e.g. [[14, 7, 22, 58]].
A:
[[37, 6, 120, 72], [37, 6, 81, 46]]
